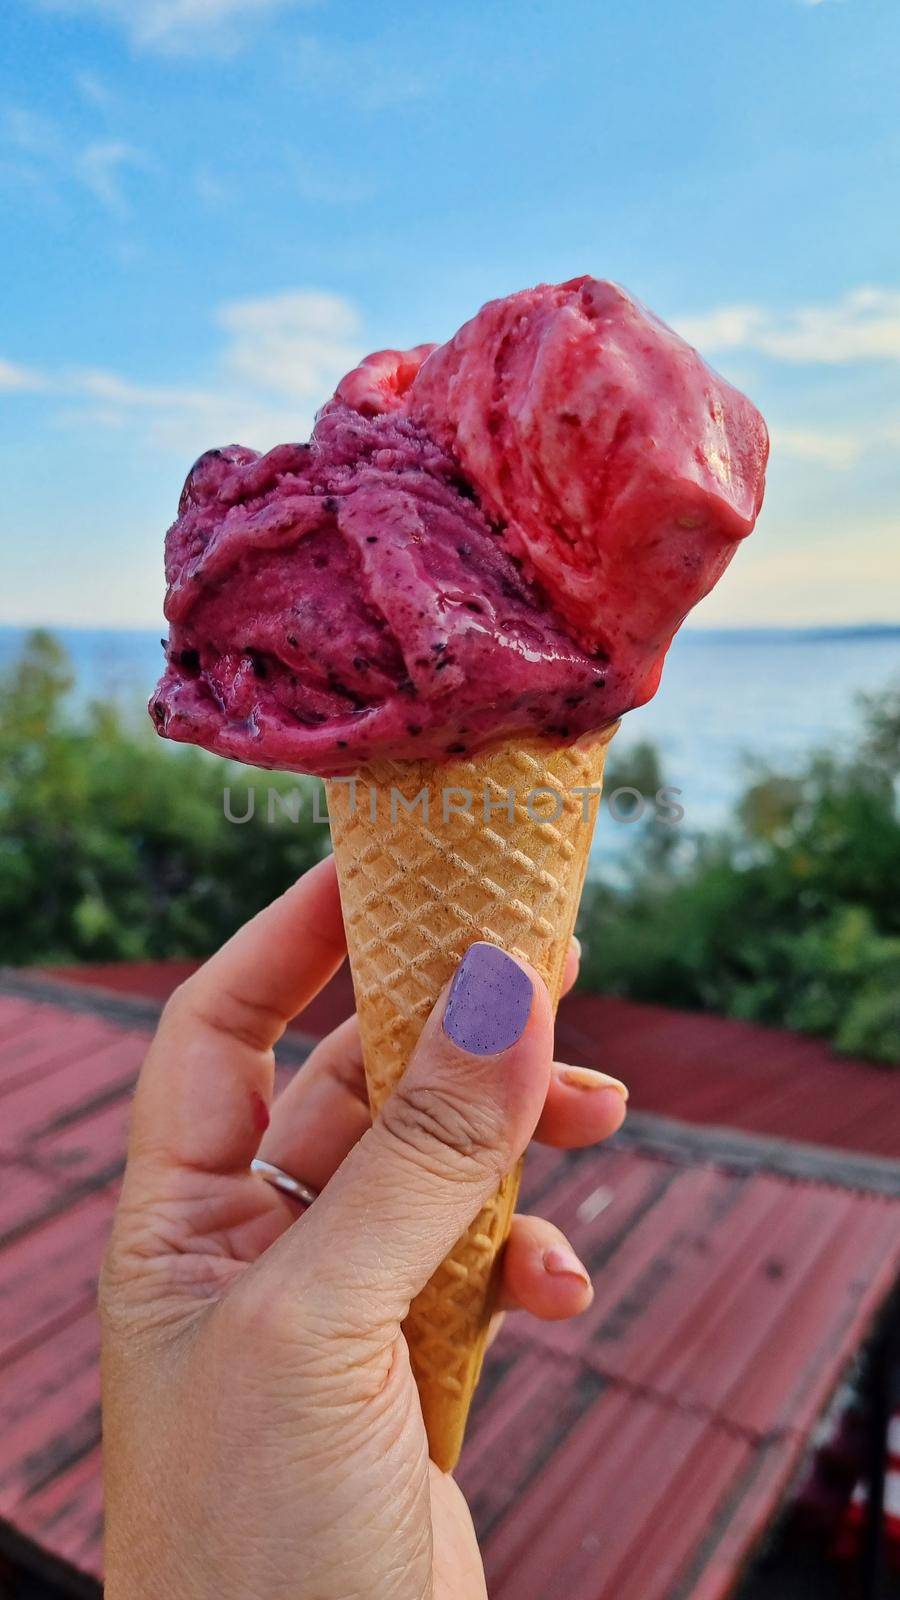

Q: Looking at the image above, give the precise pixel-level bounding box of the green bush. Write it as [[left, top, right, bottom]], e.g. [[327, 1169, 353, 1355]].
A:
[[578, 683, 900, 1064], [3, 630, 898, 1064], [0, 630, 326, 965]]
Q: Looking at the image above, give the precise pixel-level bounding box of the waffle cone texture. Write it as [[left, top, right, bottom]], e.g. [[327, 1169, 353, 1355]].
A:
[[325, 723, 616, 1470]]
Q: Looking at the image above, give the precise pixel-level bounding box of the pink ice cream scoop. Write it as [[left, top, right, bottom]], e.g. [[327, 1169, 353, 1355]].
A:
[[151, 277, 768, 774]]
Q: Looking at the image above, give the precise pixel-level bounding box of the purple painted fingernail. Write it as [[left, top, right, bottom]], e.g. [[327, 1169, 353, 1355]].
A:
[[443, 943, 534, 1055]]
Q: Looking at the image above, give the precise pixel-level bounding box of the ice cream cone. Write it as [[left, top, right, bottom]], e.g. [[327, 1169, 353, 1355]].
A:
[[325, 721, 617, 1470]]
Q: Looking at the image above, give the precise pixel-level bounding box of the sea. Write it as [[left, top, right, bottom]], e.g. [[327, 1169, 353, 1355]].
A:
[[2, 623, 898, 867]]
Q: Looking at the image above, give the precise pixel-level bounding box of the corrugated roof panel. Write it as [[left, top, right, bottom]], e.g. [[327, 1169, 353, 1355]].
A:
[[12, 1443, 105, 1581], [30, 1096, 132, 1190], [555, 991, 900, 1161], [0, 1014, 127, 1098], [0, 1191, 113, 1367], [512, 1150, 900, 1438], [0, 1161, 65, 1247], [722, 1192, 900, 1439], [683, 1438, 815, 1600], [604, 1175, 852, 1405], [458, 1348, 605, 1542], [0, 998, 59, 1044], [0, 1026, 147, 1143], [514, 1156, 745, 1363], [0, 1308, 100, 1520], [472, 1379, 753, 1600]]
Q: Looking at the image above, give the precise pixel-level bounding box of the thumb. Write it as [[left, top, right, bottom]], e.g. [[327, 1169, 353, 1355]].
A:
[[262, 943, 553, 1333]]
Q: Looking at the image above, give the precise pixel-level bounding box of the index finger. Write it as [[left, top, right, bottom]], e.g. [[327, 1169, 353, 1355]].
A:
[[127, 855, 346, 1179], [170, 854, 345, 1051]]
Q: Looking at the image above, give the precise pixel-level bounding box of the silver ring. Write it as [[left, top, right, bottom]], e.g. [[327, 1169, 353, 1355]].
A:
[[251, 1158, 319, 1207]]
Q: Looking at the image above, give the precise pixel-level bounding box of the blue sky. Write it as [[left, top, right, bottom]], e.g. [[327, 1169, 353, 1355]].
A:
[[2, 0, 899, 628]]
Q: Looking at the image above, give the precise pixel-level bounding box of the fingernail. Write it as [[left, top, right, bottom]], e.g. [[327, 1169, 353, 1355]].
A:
[[543, 1247, 592, 1288], [250, 1090, 270, 1133], [443, 943, 534, 1056], [559, 1066, 629, 1100], [570, 935, 582, 961]]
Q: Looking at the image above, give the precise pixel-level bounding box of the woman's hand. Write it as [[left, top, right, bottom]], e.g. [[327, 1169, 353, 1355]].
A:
[[101, 857, 627, 1600]]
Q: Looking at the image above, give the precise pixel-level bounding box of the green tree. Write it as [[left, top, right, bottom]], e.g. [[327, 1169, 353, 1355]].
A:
[[579, 681, 900, 1065], [0, 631, 326, 964]]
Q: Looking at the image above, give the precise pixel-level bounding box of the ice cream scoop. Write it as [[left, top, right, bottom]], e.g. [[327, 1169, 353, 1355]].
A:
[[152, 277, 767, 774]]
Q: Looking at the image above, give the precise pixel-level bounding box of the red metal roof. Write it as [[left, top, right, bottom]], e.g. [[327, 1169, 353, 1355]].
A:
[[2, 974, 899, 1598], [557, 992, 900, 1163], [43, 959, 900, 1160], [462, 1144, 900, 1600]]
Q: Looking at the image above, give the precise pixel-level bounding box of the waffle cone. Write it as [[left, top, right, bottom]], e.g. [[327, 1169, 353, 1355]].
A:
[[324, 722, 617, 1470]]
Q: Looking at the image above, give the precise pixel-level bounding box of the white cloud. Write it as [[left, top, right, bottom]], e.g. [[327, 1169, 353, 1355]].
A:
[[676, 305, 763, 352], [76, 140, 150, 215], [36, 0, 319, 55], [217, 290, 363, 400], [2, 106, 151, 217], [73, 369, 219, 408], [194, 166, 231, 208], [3, 106, 62, 161], [677, 287, 900, 364], [773, 416, 900, 469], [698, 524, 900, 628], [1, 287, 365, 457], [74, 69, 114, 107], [293, 34, 429, 111], [0, 358, 46, 393], [773, 427, 863, 469]]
